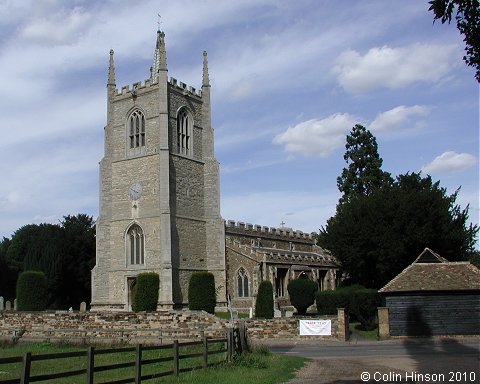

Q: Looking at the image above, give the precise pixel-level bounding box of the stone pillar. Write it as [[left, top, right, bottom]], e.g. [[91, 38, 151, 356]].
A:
[[378, 307, 390, 339], [337, 308, 349, 341]]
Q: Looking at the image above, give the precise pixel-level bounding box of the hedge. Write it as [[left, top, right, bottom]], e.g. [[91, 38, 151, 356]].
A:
[[188, 272, 216, 314], [287, 278, 318, 315], [316, 285, 381, 330], [255, 280, 274, 319], [16, 271, 48, 311], [132, 272, 159, 312]]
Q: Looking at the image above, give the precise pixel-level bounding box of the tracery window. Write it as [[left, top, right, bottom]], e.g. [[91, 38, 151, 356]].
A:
[[177, 108, 192, 156], [128, 110, 146, 152], [127, 224, 145, 265], [237, 267, 249, 298]]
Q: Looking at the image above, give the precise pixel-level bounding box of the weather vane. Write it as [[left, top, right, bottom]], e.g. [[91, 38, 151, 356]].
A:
[[157, 14, 162, 30]]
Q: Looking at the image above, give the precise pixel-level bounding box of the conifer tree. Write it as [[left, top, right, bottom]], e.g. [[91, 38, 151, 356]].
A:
[[336, 124, 392, 203]]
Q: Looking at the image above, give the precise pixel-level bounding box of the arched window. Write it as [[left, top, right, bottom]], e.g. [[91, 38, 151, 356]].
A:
[[177, 108, 192, 156], [237, 267, 249, 297], [127, 224, 145, 265], [127, 110, 146, 155]]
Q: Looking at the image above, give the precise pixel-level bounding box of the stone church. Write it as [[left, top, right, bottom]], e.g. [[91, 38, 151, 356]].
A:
[[91, 31, 338, 312]]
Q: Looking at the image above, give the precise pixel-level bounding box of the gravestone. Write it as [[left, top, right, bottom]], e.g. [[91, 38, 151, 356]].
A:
[[0, 296, 4, 311], [13, 299, 17, 310], [274, 309, 282, 318], [6, 301, 11, 310], [80, 302, 87, 312]]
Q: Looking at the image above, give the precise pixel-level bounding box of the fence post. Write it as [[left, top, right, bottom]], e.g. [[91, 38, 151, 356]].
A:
[[20, 352, 31, 384], [173, 340, 179, 376], [86, 346, 95, 384], [135, 344, 142, 384], [202, 336, 208, 369], [239, 321, 247, 353]]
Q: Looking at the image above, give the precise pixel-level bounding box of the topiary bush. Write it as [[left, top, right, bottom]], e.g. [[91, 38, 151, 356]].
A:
[[188, 272, 216, 314], [255, 280, 274, 319], [287, 278, 318, 315], [16, 271, 48, 311], [132, 272, 159, 312]]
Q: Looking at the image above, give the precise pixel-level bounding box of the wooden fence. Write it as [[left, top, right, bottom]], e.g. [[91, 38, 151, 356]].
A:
[[0, 328, 242, 384]]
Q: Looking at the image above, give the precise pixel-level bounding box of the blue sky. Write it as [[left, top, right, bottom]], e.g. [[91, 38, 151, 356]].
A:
[[0, 0, 478, 241]]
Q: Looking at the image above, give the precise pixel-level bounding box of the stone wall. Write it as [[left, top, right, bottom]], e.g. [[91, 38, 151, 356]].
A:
[[0, 311, 228, 344], [0, 310, 347, 344], [244, 314, 340, 340]]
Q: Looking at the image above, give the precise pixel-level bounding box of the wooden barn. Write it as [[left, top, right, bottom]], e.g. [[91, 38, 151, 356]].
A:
[[379, 248, 480, 337]]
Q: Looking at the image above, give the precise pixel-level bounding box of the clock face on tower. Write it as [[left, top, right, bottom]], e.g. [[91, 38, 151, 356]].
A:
[[128, 181, 142, 200]]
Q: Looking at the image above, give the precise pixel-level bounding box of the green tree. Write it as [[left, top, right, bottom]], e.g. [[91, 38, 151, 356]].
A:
[[336, 124, 392, 203], [132, 272, 159, 312], [320, 172, 478, 289], [16, 271, 48, 311], [188, 272, 216, 314], [429, 0, 480, 82], [287, 278, 318, 315], [60, 214, 96, 307], [255, 281, 274, 319], [0, 237, 16, 301]]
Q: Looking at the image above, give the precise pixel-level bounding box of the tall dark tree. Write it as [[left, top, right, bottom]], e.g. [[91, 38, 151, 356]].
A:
[[0, 236, 15, 301], [337, 124, 393, 203], [429, 0, 480, 82], [60, 214, 96, 308], [2, 214, 95, 309], [319, 172, 478, 289]]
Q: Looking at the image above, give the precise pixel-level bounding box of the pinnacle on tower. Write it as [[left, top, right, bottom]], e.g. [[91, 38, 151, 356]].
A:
[[202, 50, 210, 87], [151, 30, 167, 81], [108, 49, 115, 87]]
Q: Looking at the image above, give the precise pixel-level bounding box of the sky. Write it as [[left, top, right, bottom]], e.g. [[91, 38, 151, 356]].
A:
[[0, 0, 478, 242]]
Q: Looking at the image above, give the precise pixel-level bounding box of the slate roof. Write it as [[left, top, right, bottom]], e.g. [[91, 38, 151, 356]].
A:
[[379, 248, 480, 293]]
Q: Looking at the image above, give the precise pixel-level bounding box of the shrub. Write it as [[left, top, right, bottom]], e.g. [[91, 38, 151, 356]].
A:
[[316, 289, 349, 315], [287, 278, 318, 315], [188, 272, 216, 314], [316, 285, 382, 330], [16, 271, 48, 311], [132, 272, 159, 312], [255, 281, 274, 319], [350, 288, 382, 330]]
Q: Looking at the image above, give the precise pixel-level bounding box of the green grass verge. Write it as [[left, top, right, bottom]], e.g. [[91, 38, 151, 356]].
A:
[[0, 342, 307, 384], [215, 311, 249, 320]]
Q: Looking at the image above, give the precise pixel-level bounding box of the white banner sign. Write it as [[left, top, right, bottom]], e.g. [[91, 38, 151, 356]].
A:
[[299, 319, 332, 336]]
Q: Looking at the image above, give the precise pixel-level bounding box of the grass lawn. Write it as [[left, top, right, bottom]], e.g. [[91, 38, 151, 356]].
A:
[[349, 322, 379, 341], [0, 342, 307, 384]]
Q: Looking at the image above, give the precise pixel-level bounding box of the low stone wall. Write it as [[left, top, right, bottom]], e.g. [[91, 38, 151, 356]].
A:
[[0, 311, 228, 344], [0, 309, 348, 344], [244, 310, 346, 341]]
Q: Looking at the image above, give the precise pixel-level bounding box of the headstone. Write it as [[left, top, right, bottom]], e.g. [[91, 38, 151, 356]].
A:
[[274, 309, 282, 318], [285, 310, 294, 318], [6, 301, 11, 311], [13, 299, 17, 310], [0, 296, 4, 311], [249, 307, 253, 318], [80, 302, 87, 312]]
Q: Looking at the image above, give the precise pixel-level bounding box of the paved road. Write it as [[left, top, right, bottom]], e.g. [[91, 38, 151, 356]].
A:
[[268, 338, 480, 358], [263, 338, 480, 383]]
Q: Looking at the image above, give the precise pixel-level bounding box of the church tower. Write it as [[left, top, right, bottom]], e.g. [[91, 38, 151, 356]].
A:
[[91, 31, 226, 310]]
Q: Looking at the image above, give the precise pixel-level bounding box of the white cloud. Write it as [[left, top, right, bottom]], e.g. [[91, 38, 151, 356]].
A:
[[20, 6, 92, 46], [369, 105, 431, 132], [273, 113, 358, 157], [333, 44, 459, 93], [422, 151, 477, 174]]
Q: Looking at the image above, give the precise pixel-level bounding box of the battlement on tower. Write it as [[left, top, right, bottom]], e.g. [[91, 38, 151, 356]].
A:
[[225, 220, 313, 241], [114, 77, 202, 98]]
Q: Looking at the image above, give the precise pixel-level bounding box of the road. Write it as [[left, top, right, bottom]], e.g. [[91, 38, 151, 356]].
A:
[[264, 338, 480, 383]]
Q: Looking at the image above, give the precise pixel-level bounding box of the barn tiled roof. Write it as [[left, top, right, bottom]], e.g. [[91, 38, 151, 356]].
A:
[[379, 248, 480, 293]]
